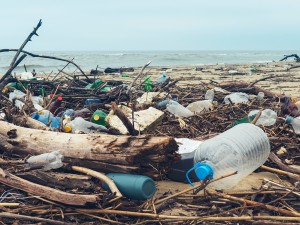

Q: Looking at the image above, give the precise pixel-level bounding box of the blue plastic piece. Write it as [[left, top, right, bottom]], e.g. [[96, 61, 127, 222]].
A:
[[285, 115, 293, 124], [186, 162, 214, 186], [31, 113, 61, 129], [85, 98, 101, 105]]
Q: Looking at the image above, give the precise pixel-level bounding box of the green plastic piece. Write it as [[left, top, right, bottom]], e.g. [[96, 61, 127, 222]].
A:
[[91, 109, 107, 126], [101, 86, 111, 91], [144, 76, 153, 91], [121, 73, 129, 77], [230, 114, 257, 128], [40, 87, 47, 97], [85, 79, 103, 89]]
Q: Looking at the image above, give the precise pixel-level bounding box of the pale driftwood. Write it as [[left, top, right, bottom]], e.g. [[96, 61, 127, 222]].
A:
[[0, 121, 178, 177], [71, 166, 122, 197], [13, 116, 50, 130], [0, 168, 98, 206]]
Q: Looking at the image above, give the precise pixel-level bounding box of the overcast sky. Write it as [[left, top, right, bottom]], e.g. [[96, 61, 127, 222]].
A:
[[1, 0, 299, 51]]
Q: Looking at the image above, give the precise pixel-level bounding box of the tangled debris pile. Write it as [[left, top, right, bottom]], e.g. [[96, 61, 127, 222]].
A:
[[0, 20, 300, 225]]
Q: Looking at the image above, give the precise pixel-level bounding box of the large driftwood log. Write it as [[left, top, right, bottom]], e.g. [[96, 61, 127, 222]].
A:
[[0, 121, 178, 178]]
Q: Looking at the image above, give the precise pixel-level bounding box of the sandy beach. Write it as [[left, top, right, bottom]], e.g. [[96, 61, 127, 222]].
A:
[[88, 61, 300, 98]]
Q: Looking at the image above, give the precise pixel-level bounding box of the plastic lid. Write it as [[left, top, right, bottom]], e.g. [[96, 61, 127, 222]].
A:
[[94, 115, 100, 121], [57, 96, 63, 101], [32, 113, 39, 119], [285, 116, 293, 124], [64, 125, 72, 133], [194, 163, 214, 181]]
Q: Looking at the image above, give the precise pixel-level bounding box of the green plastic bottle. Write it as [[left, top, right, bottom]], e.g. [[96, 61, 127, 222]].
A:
[[91, 110, 107, 126], [230, 114, 257, 128], [85, 79, 103, 89], [144, 76, 153, 91], [39, 87, 47, 97]]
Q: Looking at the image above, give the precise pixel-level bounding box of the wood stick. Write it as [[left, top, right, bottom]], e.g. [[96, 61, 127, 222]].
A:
[[261, 165, 300, 182], [206, 190, 300, 217], [0, 168, 98, 206], [0, 203, 20, 207], [71, 166, 122, 197], [0, 212, 70, 225], [269, 152, 300, 174]]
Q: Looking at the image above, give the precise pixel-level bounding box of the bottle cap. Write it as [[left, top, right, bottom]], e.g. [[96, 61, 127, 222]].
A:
[[194, 163, 214, 181], [285, 116, 293, 124], [94, 115, 100, 121], [57, 96, 63, 101], [32, 113, 39, 119], [64, 125, 72, 133]]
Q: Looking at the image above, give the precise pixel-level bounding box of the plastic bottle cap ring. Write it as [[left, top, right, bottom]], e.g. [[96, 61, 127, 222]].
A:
[[94, 115, 100, 121], [64, 126, 72, 133]]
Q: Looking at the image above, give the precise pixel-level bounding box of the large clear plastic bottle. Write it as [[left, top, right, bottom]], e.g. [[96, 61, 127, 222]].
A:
[[187, 100, 213, 115], [190, 123, 270, 190], [64, 117, 108, 134], [166, 100, 193, 118], [286, 116, 300, 134]]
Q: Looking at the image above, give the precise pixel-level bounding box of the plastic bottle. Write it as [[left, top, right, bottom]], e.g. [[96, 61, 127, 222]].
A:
[[102, 173, 156, 200], [285, 116, 300, 134], [32, 113, 61, 130], [9, 90, 26, 101], [257, 92, 265, 101], [26, 151, 64, 170], [230, 114, 256, 128], [64, 117, 108, 134], [166, 100, 193, 118], [74, 108, 92, 118], [156, 74, 168, 84], [224, 93, 249, 104], [156, 99, 174, 109], [85, 79, 103, 89], [57, 109, 75, 118], [187, 100, 213, 115], [91, 110, 107, 126], [187, 123, 270, 189], [205, 89, 214, 101], [248, 109, 277, 126], [38, 109, 53, 117], [85, 98, 101, 105], [49, 96, 63, 116]]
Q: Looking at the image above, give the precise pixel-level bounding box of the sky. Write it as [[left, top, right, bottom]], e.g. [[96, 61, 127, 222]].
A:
[[1, 0, 300, 51]]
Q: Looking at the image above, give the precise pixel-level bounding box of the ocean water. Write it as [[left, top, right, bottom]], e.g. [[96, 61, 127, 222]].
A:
[[0, 50, 297, 74]]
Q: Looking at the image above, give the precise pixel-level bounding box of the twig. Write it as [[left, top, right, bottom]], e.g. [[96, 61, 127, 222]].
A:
[[127, 61, 151, 95]]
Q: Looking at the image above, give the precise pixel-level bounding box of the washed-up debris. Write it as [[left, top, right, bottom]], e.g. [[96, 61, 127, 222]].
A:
[[1, 20, 300, 225]]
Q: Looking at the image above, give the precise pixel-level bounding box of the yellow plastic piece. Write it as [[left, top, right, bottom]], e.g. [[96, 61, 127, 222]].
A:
[[64, 125, 72, 133], [94, 115, 100, 121]]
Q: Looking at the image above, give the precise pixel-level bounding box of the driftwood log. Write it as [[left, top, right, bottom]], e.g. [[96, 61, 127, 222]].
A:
[[0, 121, 178, 179]]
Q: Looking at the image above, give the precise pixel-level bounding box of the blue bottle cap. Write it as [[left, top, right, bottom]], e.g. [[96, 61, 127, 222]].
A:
[[195, 163, 214, 181], [285, 116, 293, 124], [32, 113, 39, 119]]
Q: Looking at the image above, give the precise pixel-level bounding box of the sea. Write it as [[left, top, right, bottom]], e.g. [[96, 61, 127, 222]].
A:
[[0, 50, 297, 74]]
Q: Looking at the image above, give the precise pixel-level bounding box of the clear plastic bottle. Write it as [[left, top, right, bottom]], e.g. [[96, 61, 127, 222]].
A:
[[166, 100, 193, 118], [286, 116, 300, 134], [205, 89, 214, 101], [64, 117, 108, 134], [187, 123, 270, 189], [224, 92, 249, 104], [248, 109, 277, 126], [156, 74, 168, 84], [26, 151, 64, 170], [9, 90, 26, 101], [187, 100, 213, 115]]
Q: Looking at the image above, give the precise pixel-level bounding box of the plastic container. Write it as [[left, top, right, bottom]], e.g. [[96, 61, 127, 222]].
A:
[[166, 100, 193, 118], [156, 74, 168, 84], [91, 110, 107, 126], [102, 173, 156, 200], [230, 114, 256, 128], [157, 99, 173, 109], [32, 113, 61, 130], [187, 100, 213, 115], [26, 151, 64, 170], [187, 123, 270, 189], [205, 89, 214, 101], [64, 117, 108, 134], [286, 116, 300, 134], [85, 98, 101, 105], [248, 109, 277, 126], [224, 93, 249, 104], [144, 77, 153, 91]]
